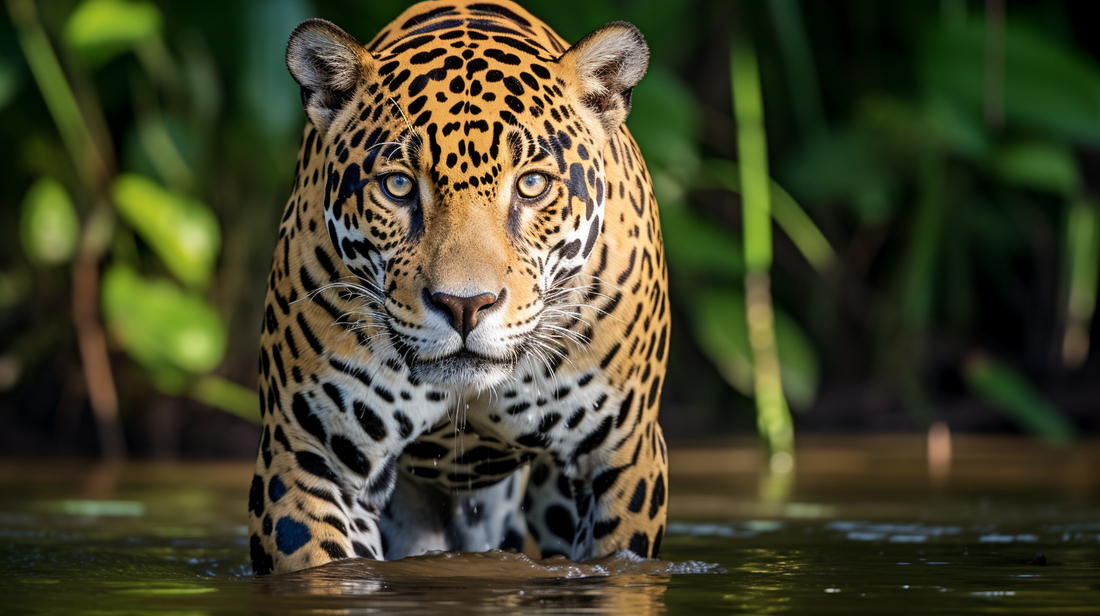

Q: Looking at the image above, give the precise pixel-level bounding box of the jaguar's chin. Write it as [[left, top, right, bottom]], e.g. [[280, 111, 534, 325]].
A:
[[410, 349, 515, 390]]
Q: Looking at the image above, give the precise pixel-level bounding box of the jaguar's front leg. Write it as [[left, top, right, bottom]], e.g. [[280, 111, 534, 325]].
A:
[[248, 441, 389, 574], [574, 420, 669, 560], [523, 454, 582, 558], [525, 418, 668, 562], [248, 349, 445, 574]]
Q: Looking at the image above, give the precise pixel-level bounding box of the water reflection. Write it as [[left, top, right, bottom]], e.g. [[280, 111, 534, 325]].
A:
[[1, 437, 1098, 614], [243, 551, 723, 615]]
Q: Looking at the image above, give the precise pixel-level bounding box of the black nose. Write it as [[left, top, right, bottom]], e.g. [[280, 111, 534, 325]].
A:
[[428, 290, 498, 340]]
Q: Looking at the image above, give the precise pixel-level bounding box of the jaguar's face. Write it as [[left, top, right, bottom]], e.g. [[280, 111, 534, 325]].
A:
[[287, 12, 647, 391]]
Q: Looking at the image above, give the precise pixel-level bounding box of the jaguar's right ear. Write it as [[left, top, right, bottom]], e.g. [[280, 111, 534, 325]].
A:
[[286, 18, 366, 134]]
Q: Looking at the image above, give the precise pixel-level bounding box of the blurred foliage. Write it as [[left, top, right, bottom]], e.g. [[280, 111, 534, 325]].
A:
[[64, 0, 163, 66], [21, 177, 80, 265], [1, 0, 1098, 457], [112, 173, 220, 288], [101, 263, 225, 384], [962, 353, 1077, 446], [729, 37, 795, 463]]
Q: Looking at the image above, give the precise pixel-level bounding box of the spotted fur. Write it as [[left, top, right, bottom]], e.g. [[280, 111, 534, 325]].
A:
[[249, 0, 670, 574]]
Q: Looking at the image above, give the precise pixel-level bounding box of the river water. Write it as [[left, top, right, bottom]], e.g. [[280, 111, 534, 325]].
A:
[[2, 436, 1097, 614]]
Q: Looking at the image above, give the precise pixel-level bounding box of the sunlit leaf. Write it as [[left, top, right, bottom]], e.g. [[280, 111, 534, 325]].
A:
[[101, 264, 226, 379], [922, 21, 1100, 144], [691, 289, 820, 409], [20, 177, 80, 265], [64, 0, 163, 66], [111, 173, 220, 288], [962, 353, 1077, 446]]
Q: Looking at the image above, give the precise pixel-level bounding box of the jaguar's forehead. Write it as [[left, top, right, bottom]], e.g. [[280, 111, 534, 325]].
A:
[[352, 3, 592, 196], [366, 2, 566, 62]]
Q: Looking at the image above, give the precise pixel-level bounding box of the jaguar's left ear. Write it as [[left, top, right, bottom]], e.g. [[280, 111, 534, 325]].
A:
[[286, 18, 368, 134], [559, 21, 649, 136]]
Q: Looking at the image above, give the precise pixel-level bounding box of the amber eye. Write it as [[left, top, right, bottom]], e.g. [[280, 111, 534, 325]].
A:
[[383, 173, 415, 199], [517, 172, 549, 199]]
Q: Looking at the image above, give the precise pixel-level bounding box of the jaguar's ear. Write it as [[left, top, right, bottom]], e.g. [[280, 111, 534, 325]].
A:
[[559, 21, 649, 136], [286, 18, 366, 134]]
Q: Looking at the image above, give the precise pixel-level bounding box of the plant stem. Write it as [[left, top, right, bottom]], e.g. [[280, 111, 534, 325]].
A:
[[731, 40, 795, 466], [8, 0, 123, 457], [1063, 199, 1100, 368], [6, 0, 110, 187]]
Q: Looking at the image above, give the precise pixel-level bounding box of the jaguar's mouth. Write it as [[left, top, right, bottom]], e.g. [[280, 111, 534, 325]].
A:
[[409, 348, 515, 388]]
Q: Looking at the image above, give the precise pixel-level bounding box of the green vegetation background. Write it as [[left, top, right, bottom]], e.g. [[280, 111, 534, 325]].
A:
[[1, 0, 1097, 458]]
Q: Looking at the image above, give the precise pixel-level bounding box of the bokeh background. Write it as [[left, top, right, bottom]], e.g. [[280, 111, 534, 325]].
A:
[[1, 0, 1098, 459]]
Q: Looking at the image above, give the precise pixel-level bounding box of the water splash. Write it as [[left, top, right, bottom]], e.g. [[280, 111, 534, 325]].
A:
[[285, 549, 725, 583]]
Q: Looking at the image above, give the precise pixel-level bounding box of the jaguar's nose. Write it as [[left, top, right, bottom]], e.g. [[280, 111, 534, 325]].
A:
[[426, 290, 499, 341]]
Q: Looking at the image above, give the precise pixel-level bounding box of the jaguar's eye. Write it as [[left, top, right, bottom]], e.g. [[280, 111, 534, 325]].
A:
[[383, 174, 415, 199], [517, 172, 549, 199]]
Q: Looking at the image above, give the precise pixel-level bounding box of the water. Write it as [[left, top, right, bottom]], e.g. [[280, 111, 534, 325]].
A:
[[2, 436, 1097, 614]]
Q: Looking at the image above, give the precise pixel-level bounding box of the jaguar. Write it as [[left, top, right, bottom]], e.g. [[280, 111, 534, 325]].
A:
[[248, 0, 670, 574]]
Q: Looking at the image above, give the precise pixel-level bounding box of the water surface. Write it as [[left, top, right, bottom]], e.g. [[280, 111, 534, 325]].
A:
[[2, 436, 1097, 614]]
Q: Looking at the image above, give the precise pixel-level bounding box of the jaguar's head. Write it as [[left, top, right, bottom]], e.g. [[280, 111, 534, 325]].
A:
[[285, 5, 647, 391]]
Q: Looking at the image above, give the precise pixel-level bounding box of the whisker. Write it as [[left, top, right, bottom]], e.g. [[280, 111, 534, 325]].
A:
[[389, 97, 415, 134], [365, 140, 403, 154]]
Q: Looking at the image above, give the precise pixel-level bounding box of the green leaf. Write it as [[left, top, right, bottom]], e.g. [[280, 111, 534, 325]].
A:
[[773, 308, 821, 410], [0, 56, 19, 111], [101, 263, 226, 379], [777, 126, 895, 223], [693, 288, 753, 397], [705, 159, 837, 273], [994, 140, 1081, 196], [922, 21, 1100, 144], [191, 375, 260, 424], [111, 173, 220, 288], [923, 96, 992, 160], [660, 205, 743, 279], [64, 0, 163, 66], [20, 177, 80, 265], [691, 288, 820, 409], [857, 94, 992, 162], [962, 354, 1077, 446]]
